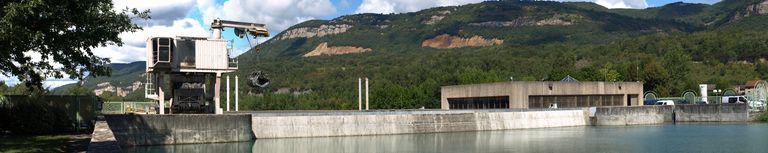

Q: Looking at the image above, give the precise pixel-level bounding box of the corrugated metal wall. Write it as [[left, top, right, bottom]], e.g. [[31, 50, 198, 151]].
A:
[[195, 40, 228, 69]]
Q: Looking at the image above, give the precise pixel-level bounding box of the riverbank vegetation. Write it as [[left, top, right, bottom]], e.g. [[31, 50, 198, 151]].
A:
[[0, 134, 89, 153], [754, 112, 768, 122]]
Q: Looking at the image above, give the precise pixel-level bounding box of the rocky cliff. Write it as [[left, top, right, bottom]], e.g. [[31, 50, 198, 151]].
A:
[[276, 24, 352, 41], [303, 42, 372, 57], [421, 34, 503, 49]]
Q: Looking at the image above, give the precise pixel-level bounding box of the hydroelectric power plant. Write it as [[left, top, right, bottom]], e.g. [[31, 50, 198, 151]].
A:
[[87, 18, 758, 153]]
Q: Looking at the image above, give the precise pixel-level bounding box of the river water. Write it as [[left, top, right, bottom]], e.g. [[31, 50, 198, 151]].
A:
[[125, 123, 768, 153]]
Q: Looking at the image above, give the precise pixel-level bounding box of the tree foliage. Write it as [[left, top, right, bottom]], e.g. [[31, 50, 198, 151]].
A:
[[0, 0, 149, 88]]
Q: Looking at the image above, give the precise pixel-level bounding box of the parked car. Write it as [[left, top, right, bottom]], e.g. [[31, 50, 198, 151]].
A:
[[655, 100, 675, 106], [721, 96, 748, 104], [644, 99, 659, 105]]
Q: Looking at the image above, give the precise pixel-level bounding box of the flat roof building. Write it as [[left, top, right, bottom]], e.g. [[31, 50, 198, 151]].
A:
[[441, 81, 644, 109]]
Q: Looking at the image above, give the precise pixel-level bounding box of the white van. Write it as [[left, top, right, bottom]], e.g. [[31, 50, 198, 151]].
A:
[[655, 100, 675, 105], [721, 96, 748, 104]]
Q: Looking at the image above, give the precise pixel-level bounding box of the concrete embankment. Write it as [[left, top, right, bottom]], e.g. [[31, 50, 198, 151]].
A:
[[592, 104, 749, 125], [675, 104, 748, 122], [250, 109, 589, 139], [89, 104, 750, 149], [593, 106, 673, 126], [103, 114, 253, 146]]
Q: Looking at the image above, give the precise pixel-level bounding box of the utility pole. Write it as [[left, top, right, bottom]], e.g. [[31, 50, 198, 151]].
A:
[[358, 78, 362, 111], [365, 77, 369, 111]]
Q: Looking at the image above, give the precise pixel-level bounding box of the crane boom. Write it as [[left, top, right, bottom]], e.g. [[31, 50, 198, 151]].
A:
[[211, 18, 269, 39]]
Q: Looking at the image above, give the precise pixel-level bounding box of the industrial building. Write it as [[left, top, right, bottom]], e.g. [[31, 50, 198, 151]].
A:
[[441, 81, 644, 109]]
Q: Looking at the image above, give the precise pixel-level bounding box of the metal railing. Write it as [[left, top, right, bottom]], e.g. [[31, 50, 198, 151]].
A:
[[102, 101, 158, 114], [652, 96, 766, 112]]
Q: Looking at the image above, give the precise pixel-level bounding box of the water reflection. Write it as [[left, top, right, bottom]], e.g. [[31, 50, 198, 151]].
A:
[[124, 141, 252, 153], [125, 123, 768, 153]]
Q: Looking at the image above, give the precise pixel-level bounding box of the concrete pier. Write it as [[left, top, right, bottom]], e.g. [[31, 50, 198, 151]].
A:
[[104, 114, 253, 146]]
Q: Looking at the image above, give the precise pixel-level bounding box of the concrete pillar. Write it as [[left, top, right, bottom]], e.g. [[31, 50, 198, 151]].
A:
[[623, 94, 628, 106], [365, 77, 369, 110], [158, 74, 165, 114], [358, 78, 362, 111], [227, 75, 230, 112], [235, 75, 239, 111], [215, 73, 222, 114]]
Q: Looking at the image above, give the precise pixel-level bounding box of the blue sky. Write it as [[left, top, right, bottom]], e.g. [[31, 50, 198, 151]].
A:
[[3, 0, 723, 88]]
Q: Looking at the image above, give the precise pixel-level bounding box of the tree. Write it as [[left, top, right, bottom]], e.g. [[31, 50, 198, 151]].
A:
[[662, 47, 694, 95], [62, 83, 93, 96], [99, 91, 122, 101], [597, 63, 621, 82], [0, 0, 150, 88], [641, 60, 670, 96]]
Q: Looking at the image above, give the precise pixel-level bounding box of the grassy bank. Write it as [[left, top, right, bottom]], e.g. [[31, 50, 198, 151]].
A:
[[0, 134, 89, 153], [755, 112, 768, 122]]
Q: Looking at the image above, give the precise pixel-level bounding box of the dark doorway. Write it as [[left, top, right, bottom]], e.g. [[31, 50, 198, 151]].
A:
[[627, 94, 638, 106]]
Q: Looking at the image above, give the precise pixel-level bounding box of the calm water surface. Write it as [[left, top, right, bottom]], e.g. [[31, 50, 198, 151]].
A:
[[125, 123, 768, 153]]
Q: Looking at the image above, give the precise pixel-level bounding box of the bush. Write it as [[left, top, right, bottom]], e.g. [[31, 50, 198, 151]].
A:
[[0, 95, 74, 134], [754, 112, 768, 122]]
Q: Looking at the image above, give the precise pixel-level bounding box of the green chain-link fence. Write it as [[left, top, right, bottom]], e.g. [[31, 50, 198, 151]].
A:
[[102, 101, 157, 114]]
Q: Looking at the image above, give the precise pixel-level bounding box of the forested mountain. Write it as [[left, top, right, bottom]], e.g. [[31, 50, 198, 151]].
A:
[[60, 0, 768, 110], [53, 62, 146, 101]]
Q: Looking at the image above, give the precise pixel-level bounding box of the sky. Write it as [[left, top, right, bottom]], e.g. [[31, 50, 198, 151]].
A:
[[3, 0, 722, 88]]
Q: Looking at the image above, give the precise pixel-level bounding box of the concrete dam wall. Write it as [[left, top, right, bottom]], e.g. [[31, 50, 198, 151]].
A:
[[93, 104, 750, 149], [675, 104, 749, 122], [593, 106, 674, 126], [250, 109, 589, 138], [592, 104, 749, 125], [104, 114, 253, 146]]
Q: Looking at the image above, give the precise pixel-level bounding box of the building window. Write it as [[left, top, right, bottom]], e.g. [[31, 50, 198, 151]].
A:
[[528, 95, 624, 109], [448, 96, 509, 109]]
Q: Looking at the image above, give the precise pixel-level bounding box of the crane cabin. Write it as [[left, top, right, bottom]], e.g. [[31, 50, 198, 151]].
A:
[[145, 19, 268, 114]]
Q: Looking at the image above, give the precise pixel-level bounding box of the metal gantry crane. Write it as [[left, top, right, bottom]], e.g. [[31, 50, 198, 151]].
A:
[[145, 19, 269, 114]]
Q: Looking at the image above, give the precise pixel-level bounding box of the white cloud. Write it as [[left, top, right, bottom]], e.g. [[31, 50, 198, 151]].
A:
[[356, 0, 485, 14], [355, 0, 653, 13], [195, 0, 337, 58], [113, 0, 197, 26], [548, 0, 649, 9], [594, 0, 647, 8], [93, 18, 209, 63], [197, 0, 337, 35]]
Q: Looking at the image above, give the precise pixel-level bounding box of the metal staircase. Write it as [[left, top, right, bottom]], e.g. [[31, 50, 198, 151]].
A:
[[145, 73, 158, 100]]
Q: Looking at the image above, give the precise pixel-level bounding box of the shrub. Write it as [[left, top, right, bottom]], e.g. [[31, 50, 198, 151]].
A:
[[754, 112, 768, 122], [0, 95, 74, 134]]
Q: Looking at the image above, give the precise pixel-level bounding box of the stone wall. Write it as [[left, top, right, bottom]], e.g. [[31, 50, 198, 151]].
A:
[[251, 109, 588, 139], [675, 104, 749, 122], [104, 114, 253, 146]]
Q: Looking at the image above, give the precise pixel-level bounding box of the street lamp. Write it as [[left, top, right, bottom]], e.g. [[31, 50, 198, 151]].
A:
[[713, 89, 722, 104]]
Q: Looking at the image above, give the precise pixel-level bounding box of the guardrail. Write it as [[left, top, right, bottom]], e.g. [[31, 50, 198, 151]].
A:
[[102, 101, 157, 114]]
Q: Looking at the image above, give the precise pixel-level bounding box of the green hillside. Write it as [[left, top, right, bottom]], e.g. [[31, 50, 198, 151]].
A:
[[54, 61, 146, 101], [63, 0, 768, 110]]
